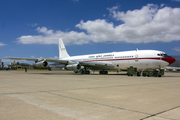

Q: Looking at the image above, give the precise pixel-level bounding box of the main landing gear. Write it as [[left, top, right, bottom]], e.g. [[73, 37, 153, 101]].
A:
[[99, 70, 108, 74], [81, 69, 90, 74], [79, 68, 108, 75]]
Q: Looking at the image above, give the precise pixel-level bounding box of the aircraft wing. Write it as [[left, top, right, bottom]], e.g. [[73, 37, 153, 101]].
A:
[[43, 58, 114, 69], [3, 57, 69, 64], [4, 57, 115, 70], [3, 57, 38, 61], [44, 58, 69, 64]]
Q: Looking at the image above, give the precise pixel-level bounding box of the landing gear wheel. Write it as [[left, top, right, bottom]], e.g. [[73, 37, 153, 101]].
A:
[[81, 69, 90, 74], [99, 70, 108, 74], [143, 73, 146, 77], [85, 70, 90, 74], [81, 70, 84, 74]]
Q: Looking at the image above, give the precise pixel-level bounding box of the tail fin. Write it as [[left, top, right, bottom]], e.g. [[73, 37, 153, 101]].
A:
[[59, 38, 70, 59]]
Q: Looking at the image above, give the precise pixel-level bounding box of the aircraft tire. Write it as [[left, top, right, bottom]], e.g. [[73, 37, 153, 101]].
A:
[[99, 70, 108, 74], [85, 71, 90, 74], [143, 73, 146, 77], [81, 70, 84, 74]]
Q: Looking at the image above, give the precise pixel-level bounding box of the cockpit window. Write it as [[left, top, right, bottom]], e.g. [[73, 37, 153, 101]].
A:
[[157, 53, 170, 57]]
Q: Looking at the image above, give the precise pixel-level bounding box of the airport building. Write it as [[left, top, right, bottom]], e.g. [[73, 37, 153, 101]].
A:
[[10, 62, 32, 70]]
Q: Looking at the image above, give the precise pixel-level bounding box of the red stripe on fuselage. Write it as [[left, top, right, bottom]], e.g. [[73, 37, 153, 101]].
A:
[[83, 57, 175, 65], [84, 57, 159, 62]]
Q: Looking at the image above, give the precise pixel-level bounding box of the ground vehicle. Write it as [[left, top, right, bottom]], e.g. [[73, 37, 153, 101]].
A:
[[127, 66, 141, 76], [143, 68, 164, 77]]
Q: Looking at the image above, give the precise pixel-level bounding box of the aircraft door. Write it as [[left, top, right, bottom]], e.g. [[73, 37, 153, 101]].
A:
[[135, 54, 138, 62], [156, 58, 162, 68]]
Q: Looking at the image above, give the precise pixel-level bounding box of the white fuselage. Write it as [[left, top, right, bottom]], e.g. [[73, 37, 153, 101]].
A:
[[62, 50, 172, 70]]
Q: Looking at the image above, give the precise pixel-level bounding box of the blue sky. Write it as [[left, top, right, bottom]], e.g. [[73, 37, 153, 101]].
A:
[[1, 0, 180, 64]]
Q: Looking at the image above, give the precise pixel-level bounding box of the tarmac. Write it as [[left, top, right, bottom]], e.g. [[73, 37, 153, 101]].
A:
[[0, 70, 180, 120]]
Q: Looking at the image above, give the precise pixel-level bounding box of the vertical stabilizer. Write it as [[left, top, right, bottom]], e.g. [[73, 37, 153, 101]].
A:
[[59, 38, 70, 59]]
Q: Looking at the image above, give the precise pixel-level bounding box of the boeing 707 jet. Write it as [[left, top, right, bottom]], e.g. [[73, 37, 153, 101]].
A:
[[4, 38, 175, 74]]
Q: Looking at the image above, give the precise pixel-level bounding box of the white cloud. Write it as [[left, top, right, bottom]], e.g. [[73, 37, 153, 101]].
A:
[[0, 42, 6, 46], [172, 0, 180, 2], [28, 23, 38, 27], [72, 0, 79, 3], [17, 4, 180, 45], [160, 4, 165, 8], [107, 6, 119, 13], [2, 59, 15, 64], [109, 4, 158, 26], [17, 27, 90, 45], [172, 47, 180, 52], [2, 59, 34, 65], [76, 19, 116, 43]]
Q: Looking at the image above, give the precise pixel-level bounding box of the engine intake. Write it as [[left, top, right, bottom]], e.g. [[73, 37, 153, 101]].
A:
[[34, 61, 48, 67]]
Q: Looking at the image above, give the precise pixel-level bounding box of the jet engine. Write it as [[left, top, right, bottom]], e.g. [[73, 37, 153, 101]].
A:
[[34, 61, 48, 67], [65, 64, 81, 70]]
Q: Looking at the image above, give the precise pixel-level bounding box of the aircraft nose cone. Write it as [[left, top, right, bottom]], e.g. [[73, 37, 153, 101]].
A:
[[166, 57, 176, 65]]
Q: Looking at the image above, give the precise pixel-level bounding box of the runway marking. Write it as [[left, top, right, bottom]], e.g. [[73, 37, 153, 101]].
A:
[[4, 82, 179, 120], [5, 92, 177, 120], [6, 94, 105, 120], [140, 106, 180, 120], [1, 80, 180, 96], [2, 73, 180, 120], [42, 91, 178, 120], [46, 92, 151, 115]]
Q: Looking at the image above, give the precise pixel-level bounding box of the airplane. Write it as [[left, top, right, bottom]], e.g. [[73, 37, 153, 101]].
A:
[[3, 65, 10, 70], [4, 38, 176, 74]]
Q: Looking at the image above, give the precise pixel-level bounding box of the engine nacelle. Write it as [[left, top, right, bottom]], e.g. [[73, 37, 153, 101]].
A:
[[34, 61, 48, 67], [65, 64, 81, 70]]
